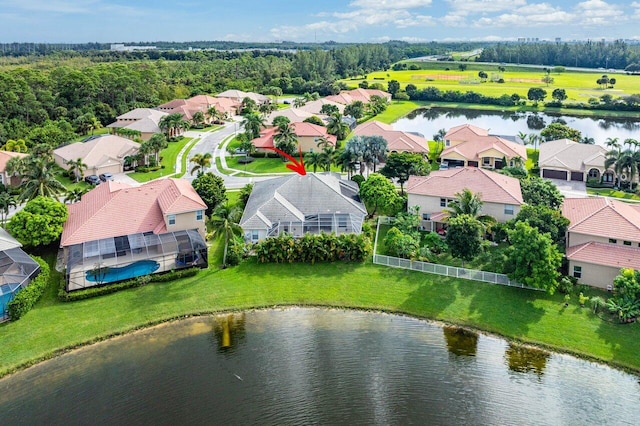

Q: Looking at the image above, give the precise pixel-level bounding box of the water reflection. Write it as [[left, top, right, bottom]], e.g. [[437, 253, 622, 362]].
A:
[[393, 107, 640, 144], [212, 313, 246, 352], [443, 326, 478, 357], [505, 343, 550, 377]]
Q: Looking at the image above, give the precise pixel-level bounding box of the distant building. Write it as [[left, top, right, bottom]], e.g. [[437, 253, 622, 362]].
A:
[[110, 43, 156, 52]]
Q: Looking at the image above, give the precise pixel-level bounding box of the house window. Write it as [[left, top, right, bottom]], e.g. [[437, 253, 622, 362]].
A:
[[483, 157, 491, 166], [504, 205, 514, 215], [573, 265, 582, 279], [609, 238, 617, 244], [422, 213, 431, 220], [196, 210, 204, 221], [440, 198, 447, 207], [168, 214, 176, 225], [445, 140, 450, 147], [251, 230, 259, 242], [624, 241, 632, 246], [338, 216, 347, 228]]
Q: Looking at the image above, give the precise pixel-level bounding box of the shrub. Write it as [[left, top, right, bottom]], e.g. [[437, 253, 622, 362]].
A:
[[557, 275, 577, 294], [578, 292, 589, 307], [254, 232, 371, 264], [7, 257, 50, 321], [58, 268, 200, 302]]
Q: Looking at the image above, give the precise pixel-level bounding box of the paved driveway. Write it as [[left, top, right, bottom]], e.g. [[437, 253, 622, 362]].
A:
[[545, 178, 587, 198], [112, 173, 141, 187]]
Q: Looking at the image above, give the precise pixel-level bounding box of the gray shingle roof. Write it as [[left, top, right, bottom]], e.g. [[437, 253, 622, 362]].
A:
[[240, 173, 366, 230]]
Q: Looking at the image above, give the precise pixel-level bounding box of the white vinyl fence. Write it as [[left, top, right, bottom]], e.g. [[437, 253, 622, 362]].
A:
[[374, 217, 541, 291]]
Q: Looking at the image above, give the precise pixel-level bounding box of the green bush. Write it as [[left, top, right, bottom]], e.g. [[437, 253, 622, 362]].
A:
[[58, 268, 200, 302], [7, 257, 50, 321], [254, 232, 371, 264]]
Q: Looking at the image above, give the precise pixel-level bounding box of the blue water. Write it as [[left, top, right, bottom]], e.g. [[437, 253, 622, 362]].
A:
[[85, 260, 160, 283], [0, 291, 14, 318]]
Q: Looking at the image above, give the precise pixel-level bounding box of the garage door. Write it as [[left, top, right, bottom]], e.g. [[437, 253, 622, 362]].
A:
[[570, 172, 584, 181], [543, 169, 567, 180]]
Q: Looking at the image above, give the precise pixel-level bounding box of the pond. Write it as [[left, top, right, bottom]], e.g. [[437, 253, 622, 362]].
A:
[[393, 107, 640, 145], [1, 308, 638, 425]]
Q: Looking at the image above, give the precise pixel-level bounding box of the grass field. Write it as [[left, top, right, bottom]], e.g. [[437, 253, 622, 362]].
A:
[[1, 242, 639, 378], [345, 66, 638, 104], [129, 137, 193, 182], [587, 187, 640, 201]]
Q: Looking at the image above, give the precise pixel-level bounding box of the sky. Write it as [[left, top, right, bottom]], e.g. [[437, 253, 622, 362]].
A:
[[1, 0, 639, 44]]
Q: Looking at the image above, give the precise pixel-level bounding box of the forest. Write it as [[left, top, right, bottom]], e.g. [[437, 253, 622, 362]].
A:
[[2, 40, 640, 148]]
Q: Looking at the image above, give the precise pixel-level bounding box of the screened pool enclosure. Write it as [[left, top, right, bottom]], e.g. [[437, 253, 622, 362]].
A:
[[64, 229, 207, 291], [0, 248, 41, 321]]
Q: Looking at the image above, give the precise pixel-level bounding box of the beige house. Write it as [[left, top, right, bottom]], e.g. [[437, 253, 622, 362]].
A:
[[407, 167, 524, 232], [252, 123, 337, 154], [0, 151, 28, 187], [441, 124, 527, 169], [54, 135, 140, 177], [352, 121, 429, 154], [60, 178, 208, 291], [158, 95, 239, 122], [325, 88, 392, 105], [217, 89, 271, 105], [562, 197, 640, 289], [107, 108, 168, 141], [539, 139, 610, 183]]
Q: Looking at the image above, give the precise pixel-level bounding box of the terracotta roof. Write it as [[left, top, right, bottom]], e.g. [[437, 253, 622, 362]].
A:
[[187, 94, 219, 105], [297, 99, 345, 114], [353, 121, 429, 153], [441, 124, 526, 162], [406, 167, 524, 205], [267, 108, 317, 124], [0, 151, 28, 173], [325, 88, 391, 105], [566, 241, 640, 270], [54, 135, 140, 170], [61, 179, 206, 247], [158, 99, 190, 110], [252, 124, 336, 149], [539, 139, 607, 172], [562, 197, 640, 242]]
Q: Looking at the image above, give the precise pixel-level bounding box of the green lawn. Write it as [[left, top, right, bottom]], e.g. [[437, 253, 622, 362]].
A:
[[2, 246, 639, 377], [70, 128, 110, 142], [348, 66, 638, 104], [129, 137, 194, 182], [586, 187, 640, 201]]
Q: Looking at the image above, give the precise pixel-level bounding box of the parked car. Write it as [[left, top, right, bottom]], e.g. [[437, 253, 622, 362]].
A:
[[99, 173, 114, 182], [234, 148, 247, 155], [439, 162, 449, 170], [85, 175, 101, 185]]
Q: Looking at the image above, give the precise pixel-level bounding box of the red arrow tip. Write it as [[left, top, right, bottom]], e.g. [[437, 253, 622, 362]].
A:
[[286, 162, 307, 175]]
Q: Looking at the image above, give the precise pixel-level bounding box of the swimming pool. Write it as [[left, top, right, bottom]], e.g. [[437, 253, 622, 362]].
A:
[[86, 260, 160, 283]]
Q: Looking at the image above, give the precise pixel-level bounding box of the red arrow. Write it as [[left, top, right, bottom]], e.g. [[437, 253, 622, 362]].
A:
[[264, 146, 307, 176]]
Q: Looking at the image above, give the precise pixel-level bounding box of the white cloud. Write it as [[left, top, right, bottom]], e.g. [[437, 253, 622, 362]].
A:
[[446, 0, 526, 15], [574, 0, 625, 26], [349, 0, 432, 9]]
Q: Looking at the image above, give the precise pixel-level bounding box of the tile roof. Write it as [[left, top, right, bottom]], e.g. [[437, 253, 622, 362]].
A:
[[217, 90, 270, 103], [406, 167, 524, 205], [251, 124, 336, 149], [562, 197, 640, 241], [0, 151, 28, 173], [240, 173, 366, 230], [539, 139, 607, 172], [61, 179, 206, 247], [266, 108, 317, 124], [107, 108, 168, 133], [353, 120, 429, 153], [325, 88, 391, 105], [297, 99, 345, 114], [566, 241, 640, 270], [54, 135, 140, 170], [441, 124, 526, 162]]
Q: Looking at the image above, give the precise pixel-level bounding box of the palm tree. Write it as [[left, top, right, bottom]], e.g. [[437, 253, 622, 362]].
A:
[[304, 151, 323, 173], [147, 134, 168, 164], [208, 203, 243, 267], [316, 136, 333, 151], [19, 158, 66, 201], [605, 137, 620, 153], [65, 158, 88, 183], [64, 188, 88, 204], [326, 112, 349, 141], [445, 188, 496, 230], [0, 192, 16, 228], [88, 115, 102, 135], [207, 106, 223, 124], [605, 149, 639, 185], [318, 146, 337, 172], [274, 123, 298, 159], [190, 152, 213, 176], [241, 113, 265, 140], [336, 148, 358, 179], [192, 111, 205, 128], [364, 135, 388, 173], [272, 115, 291, 129], [5, 156, 27, 179]]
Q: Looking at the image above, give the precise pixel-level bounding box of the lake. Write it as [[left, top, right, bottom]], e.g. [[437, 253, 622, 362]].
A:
[[393, 107, 640, 144], [0, 308, 638, 425]]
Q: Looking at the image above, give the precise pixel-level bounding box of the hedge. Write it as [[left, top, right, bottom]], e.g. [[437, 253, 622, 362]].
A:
[[7, 257, 50, 321], [58, 268, 200, 302]]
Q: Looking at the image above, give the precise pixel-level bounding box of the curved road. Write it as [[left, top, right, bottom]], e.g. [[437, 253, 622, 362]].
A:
[[183, 121, 279, 190]]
